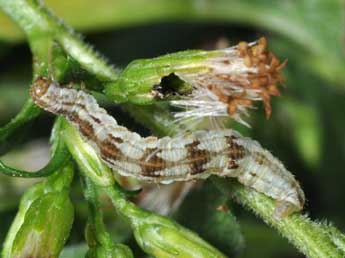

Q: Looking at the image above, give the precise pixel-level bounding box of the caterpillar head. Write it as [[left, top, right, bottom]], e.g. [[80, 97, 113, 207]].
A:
[[31, 77, 51, 100]]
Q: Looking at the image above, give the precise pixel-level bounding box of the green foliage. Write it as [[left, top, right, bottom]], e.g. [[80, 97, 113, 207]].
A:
[[0, 0, 344, 258]]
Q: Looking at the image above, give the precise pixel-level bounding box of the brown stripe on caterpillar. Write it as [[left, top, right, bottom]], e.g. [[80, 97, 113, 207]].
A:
[[108, 134, 124, 144], [63, 102, 106, 133], [185, 140, 210, 175], [100, 140, 166, 178], [225, 136, 246, 169], [226, 136, 246, 160], [75, 118, 95, 140], [90, 114, 102, 124], [139, 147, 166, 177], [99, 139, 123, 161], [137, 141, 210, 177], [228, 160, 239, 170], [60, 108, 98, 142]]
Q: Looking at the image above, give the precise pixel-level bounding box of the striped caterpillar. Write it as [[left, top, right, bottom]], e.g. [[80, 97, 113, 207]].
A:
[[30, 77, 304, 217]]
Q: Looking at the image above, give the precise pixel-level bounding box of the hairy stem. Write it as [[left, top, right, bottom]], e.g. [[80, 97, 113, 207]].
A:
[[82, 176, 134, 257], [214, 179, 345, 258]]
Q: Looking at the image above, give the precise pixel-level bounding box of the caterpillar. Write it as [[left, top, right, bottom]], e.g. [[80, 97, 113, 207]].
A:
[[30, 77, 305, 217]]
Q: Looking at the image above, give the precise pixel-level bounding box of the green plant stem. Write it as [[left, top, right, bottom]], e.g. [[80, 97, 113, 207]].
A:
[[214, 178, 344, 258], [0, 110, 70, 178], [84, 177, 110, 244], [0, 98, 41, 143], [0, 0, 65, 145], [0, 127, 70, 177], [83, 176, 113, 247]]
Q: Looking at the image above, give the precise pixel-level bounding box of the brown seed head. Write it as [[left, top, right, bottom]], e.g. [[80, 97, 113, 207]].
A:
[[237, 37, 287, 118], [171, 37, 287, 126]]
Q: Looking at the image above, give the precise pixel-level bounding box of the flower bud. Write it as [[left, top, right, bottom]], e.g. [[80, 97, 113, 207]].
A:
[[106, 191, 226, 258], [3, 191, 73, 258], [132, 214, 227, 258], [2, 166, 74, 258], [105, 37, 286, 127]]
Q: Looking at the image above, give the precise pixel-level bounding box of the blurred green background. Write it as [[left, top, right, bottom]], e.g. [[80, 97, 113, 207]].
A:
[[0, 0, 344, 257]]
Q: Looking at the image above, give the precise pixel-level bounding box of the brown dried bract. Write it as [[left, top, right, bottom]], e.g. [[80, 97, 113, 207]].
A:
[[238, 37, 287, 118], [206, 37, 287, 120]]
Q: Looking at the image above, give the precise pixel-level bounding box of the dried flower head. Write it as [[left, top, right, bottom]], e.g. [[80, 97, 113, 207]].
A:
[[171, 37, 287, 126]]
